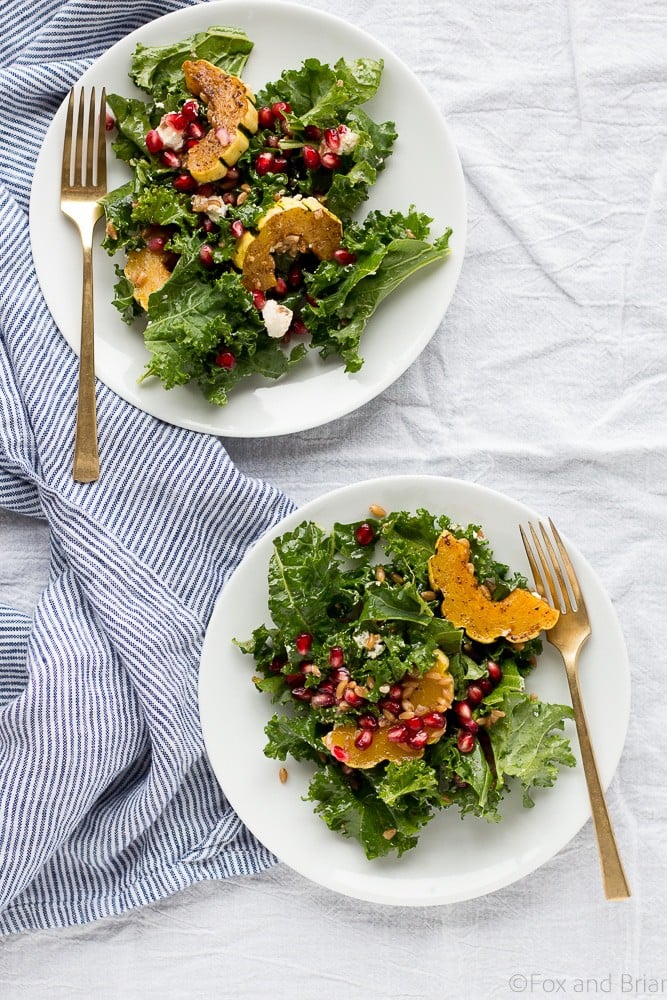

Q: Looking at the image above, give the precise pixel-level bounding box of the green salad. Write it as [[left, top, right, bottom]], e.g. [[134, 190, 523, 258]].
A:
[[236, 506, 575, 860], [102, 27, 452, 405]]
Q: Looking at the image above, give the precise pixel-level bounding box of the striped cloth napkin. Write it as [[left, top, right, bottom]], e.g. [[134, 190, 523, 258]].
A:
[[0, 0, 294, 934]]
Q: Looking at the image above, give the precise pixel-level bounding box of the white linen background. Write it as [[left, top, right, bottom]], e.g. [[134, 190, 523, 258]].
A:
[[1, 0, 665, 995]]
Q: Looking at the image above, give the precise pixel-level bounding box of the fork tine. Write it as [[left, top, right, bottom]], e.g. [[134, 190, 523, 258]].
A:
[[97, 87, 107, 189], [73, 88, 85, 186], [549, 518, 587, 613], [86, 87, 96, 187], [528, 522, 562, 610], [61, 88, 75, 188], [519, 524, 546, 598], [539, 522, 573, 613]]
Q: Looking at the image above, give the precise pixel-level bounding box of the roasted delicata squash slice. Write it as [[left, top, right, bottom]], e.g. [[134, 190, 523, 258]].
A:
[[234, 196, 343, 291], [428, 531, 560, 644], [124, 246, 172, 311], [321, 650, 453, 769], [182, 58, 258, 183]]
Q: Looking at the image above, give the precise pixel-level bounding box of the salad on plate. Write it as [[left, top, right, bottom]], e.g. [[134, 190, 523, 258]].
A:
[[237, 505, 575, 860], [102, 26, 452, 405]]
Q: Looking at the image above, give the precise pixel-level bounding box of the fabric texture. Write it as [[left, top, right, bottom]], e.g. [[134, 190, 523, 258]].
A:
[[0, 0, 295, 935]]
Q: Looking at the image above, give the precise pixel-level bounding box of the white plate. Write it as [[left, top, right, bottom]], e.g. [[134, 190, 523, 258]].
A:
[[30, 1, 466, 437], [199, 475, 630, 906]]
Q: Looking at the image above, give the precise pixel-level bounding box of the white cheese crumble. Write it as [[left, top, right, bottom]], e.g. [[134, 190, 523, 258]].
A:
[[337, 126, 359, 153], [262, 298, 293, 339], [190, 194, 228, 223], [156, 118, 184, 151], [352, 630, 385, 659]]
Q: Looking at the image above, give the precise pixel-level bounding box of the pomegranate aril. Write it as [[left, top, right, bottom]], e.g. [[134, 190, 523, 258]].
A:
[[331, 745, 350, 763], [389, 684, 403, 700], [274, 277, 288, 296], [105, 112, 115, 132], [184, 138, 200, 151], [386, 725, 408, 743], [287, 263, 303, 288], [173, 174, 198, 192], [380, 699, 402, 717], [230, 219, 245, 238], [407, 729, 429, 750], [464, 719, 479, 735], [454, 701, 473, 724], [304, 124, 322, 140], [185, 120, 206, 140], [487, 660, 502, 684], [324, 127, 341, 151], [258, 106, 276, 129], [358, 714, 379, 731], [354, 729, 374, 751], [344, 688, 363, 707], [266, 134, 281, 148], [201, 217, 216, 233], [268, 656, 285, 672], [215, 350, 236, 369], [181, 99, 199, 122], [289, 317, 308, 336], [165, 111, 187, 130], [320, 151, 341, 170], [271, 101, 291, 121], [318, 681, 335, 694], [159, 149, 181, 169], [354, 522, 375, 546], [311, 692, 336, 708], [405, 717, 423, 733], [145, 129, 164, 153], [330, 667, 350, 684], [302, 145, 321, 170], [252, 289, 266, 310], [467, 683, 484, 705], [226, 166, 241, 183], [145, 234, 167, 253], [285, 672, 305, 686], [222, 192, 237, 205], [329, 646, 345, 669], [479, 678, 493, 695], [199, 244, 214, 267], [457, 730, 476, 754], [255, 151, 275, 175], [333, 248, 357, 266], [422, 711, 446, 730], [273, 156, 289, 173], [295, 632, 313, 656], [291, 686, 311, 701]]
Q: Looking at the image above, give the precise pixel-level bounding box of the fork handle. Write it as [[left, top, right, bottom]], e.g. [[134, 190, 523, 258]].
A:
[[73, 241, 100, 482], [565, 656, 631, 900]]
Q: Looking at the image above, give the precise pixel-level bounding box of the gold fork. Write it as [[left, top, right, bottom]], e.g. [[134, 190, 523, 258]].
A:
[[520, 519, 630, 900], [61, 87, 107, 482]]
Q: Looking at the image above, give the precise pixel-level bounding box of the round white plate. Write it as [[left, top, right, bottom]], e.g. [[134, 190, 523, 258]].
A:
[[199, 475, 630, 906], [30, 1, 466, 437]]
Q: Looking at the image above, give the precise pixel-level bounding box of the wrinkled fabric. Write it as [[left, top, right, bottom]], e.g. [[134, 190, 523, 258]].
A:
[[0, 0, 294, 935]]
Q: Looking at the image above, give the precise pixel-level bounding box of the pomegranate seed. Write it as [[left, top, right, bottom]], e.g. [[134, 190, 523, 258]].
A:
[[185, 120, 206, 140], [197, 183, 216, 197], [160, 149, 181, 169], [405, 717, 423, 733], [269, 657, 285, 673], [289, 317, 308, 336], [302, 145, 321, 170], [258, 106, 276, 129], [380, 699, 402, 717], [165, 111, 187, 130], [358, 714, 379, 731], [105, 112, 115, 132], [331, 745, 349, 763], [324, 127, 341, 151], [181, 99, 199, 122], [479, 678, 493, 695], [271, 101, 291, 121], [306, 294, 318, 307], [333, 248, 357, 266], [454, 701, 473, 724], [311, 691, 336, 708], [215, 350, 236, 369], [389, 684, 402, 700], [222, 192, 237, 205], [304, 124, 322, 140], [487, 660, 502, 684], [145, 129, 164, 153], [173, 173, 197, 192], [387, 725, 408, 743], [291, 686, 311, 701], [354, 522, 375, 546], [199, 244, 214, 267], [285, 672, 304, 686], [230, 219, 245, 238], [422, 711, 446, 730], [252, 289, 266, 310], [295, 633, 313, 656], [320, 150, 341, 170], [273, 155, 288, 173], [453, 773, 469, 788], [354, 729, 374, 750], [145, 234, 167, 253], [330, 667, 350, 685], [467, 683, 484, 704], [287, 263, 303, 288], [329, 646, 345, 668], [274, 277, 288, 296], [184, 138, 200, 151], [318, 681, 335, 694], [226, 166, 241, 183], [344, 688, 363, 707], [266, 134, 281, 148], [465, 719, 480, 735], [407, 729, 429, 750], [457, 730, 476, 754], [201, 217, 216, 233], [255, 151, 275, 175]]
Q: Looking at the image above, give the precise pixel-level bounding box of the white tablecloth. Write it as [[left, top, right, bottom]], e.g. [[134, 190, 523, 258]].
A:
[[2, 0, 665, 994]]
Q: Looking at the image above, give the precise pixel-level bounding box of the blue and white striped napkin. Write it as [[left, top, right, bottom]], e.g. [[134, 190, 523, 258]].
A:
[[0, 0, 295, 934]]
